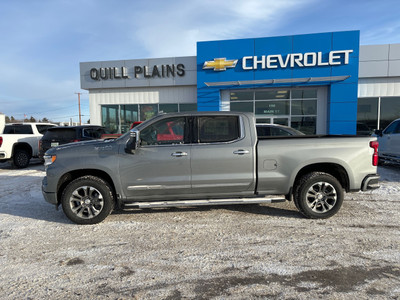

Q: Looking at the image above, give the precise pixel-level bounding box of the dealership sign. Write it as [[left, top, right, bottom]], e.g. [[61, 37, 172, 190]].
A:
[[89, 64, 185, 80], [203, 50, 353, 72]]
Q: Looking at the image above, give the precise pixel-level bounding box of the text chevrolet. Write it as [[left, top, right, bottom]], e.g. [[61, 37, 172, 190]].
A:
[[42, 112, 380, 224]]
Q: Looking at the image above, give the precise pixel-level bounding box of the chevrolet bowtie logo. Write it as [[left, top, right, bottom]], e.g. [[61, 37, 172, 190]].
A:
[[203, 58, 238, 71]]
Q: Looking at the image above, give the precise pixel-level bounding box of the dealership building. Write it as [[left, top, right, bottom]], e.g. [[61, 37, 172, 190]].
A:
[[80, 30, 400, 135]]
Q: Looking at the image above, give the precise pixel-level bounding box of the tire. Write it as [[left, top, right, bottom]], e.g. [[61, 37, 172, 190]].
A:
[[13, 149, 30, 168], [61, 176, 115, 225], [293, 172, 344, 219]]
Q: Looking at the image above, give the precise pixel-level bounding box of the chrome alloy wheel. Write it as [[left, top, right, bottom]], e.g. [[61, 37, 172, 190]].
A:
[[306, 181, 337, 213], [69, 186, 104, 219]]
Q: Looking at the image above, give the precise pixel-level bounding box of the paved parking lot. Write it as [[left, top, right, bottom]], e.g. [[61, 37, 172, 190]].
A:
[[0, 161, 399, 299]]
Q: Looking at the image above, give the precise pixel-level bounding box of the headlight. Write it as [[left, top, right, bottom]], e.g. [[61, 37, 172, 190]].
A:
[[44, 155, 56, 167]]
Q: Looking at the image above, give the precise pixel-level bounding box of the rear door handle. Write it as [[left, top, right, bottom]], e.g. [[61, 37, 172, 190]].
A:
[[233, 149, 250, 155], [171, 151, 188, 157]]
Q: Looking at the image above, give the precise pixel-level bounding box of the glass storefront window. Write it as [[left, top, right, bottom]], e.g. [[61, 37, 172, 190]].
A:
[[291, 117, 316, 135], [231, 102, 253, 112], [380, 97, 400, 129], [357, 97, 400, 133], [101, 105, 119, 134], [255, 100, 289, 116], [120, 105, 138, 133], [292, 89, 317, 99], [291, 100, 317, 115], [255, 90, 289, 100], [357, 97, 378, 134], [230, 88, 318, 134], [256, 118, 271, 124], [102, 103, 198, 133], [230, 91, 253, 101], [273, 118, 289, 126], [140, 104, 158, 121], [179, 103, 197, 112], [159, 104, 179, 113]]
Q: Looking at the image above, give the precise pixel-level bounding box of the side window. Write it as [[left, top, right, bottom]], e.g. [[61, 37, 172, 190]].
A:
[[83, 129, 92, 138], [3, 126, 15, 134], [256, 126, 271, 137], [384, 121, 399, 134], [270, 127, 291, 136], [95, 128, 106, 138], [140, 117, 185, 146], [18, 126, 33, 134], [83, 128, 104, 138], [5, 125, 33, 134], [394, 121, 400, 134], [198, 116, 240, 143]]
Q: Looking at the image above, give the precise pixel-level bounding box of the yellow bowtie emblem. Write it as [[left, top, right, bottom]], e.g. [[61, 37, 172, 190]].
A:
[[203, 58, 238, 71]]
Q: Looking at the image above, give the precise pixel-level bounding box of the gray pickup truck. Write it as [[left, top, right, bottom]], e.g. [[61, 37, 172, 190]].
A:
[[42, 112, 380, 224]]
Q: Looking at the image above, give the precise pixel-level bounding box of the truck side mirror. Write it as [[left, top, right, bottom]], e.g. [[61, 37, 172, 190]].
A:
[[374, 129, 383, 137], [125, 131, 138, 154]]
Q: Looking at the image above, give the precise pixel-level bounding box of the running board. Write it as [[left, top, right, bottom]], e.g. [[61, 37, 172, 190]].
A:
[[123, 196, 286, 209]]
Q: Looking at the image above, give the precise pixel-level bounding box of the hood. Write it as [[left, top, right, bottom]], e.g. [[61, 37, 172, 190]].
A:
[[45, 139, 116, 156]]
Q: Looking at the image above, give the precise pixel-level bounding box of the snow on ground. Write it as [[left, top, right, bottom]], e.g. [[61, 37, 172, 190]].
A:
[[0, 160, 399, 299]]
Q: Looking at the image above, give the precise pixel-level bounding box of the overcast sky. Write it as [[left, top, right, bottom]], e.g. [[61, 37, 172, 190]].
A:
[[1, 0, 399, 123]]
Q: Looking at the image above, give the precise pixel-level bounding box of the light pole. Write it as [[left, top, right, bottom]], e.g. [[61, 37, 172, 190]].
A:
[[75, 92, 82, 125]]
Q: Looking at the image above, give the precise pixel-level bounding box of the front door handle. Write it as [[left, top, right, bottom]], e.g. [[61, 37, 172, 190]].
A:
[[233, 149, 250, 155], [171, 151, 188, 157]]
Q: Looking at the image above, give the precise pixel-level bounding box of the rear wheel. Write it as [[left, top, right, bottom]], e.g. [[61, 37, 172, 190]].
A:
[[13, 149, 30, 168], [61, 176, 114, 224], [293, 172, 344, 219]]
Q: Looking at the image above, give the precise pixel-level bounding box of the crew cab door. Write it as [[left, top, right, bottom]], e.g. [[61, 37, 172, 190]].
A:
[[119, 116, 191, 199], [190, 115, 256, 195]]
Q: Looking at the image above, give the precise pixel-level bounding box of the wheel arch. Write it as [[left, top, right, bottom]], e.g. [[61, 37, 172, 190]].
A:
[[12, 142, 33, 158], [57, 169, 118, 206], [292, 163, 350, 193]]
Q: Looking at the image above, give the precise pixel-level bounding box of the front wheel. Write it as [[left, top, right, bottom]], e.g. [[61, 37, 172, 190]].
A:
[[293, 172, 344, 219], [61, 176, 115, 224]]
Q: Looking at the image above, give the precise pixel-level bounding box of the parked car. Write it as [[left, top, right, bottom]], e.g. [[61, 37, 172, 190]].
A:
[[256, 124, 304, 137], [42, 112, 379, 224], [39, 125, 106, 159], [0, 123, 56, 168], [375, 118, 400, 164]]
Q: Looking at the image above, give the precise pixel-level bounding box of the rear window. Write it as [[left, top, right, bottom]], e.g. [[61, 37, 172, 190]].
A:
[[3, 125, 33, 134], [36, 125, 55, 134], [270, 127, 292, 136], [43, 128, 76, 140], [256, 126, 271, 137]]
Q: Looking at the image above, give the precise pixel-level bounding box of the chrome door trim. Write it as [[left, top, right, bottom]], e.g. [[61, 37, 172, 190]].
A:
[[127, 185, 191, 191]]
